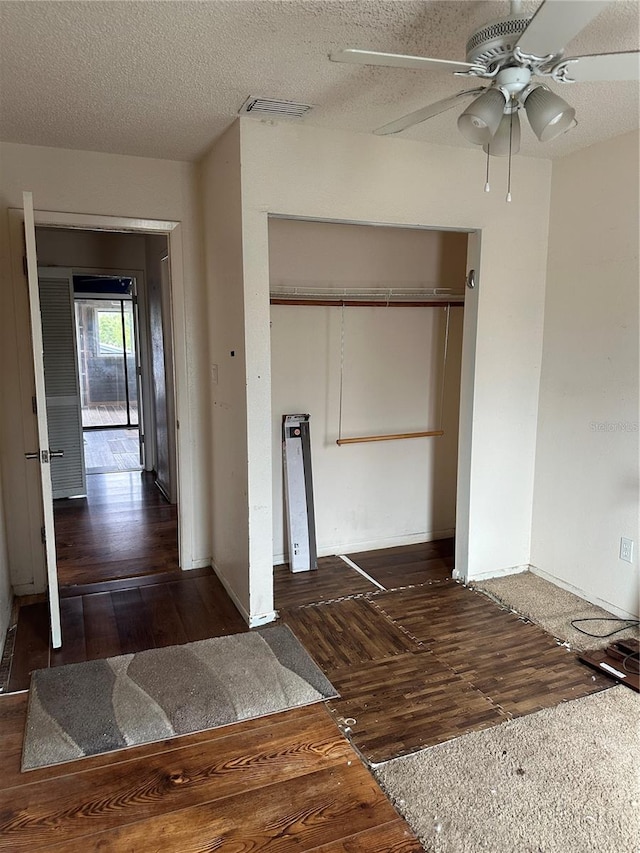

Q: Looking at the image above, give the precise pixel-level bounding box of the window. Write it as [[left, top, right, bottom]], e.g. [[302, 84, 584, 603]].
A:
[[97, 307, 134, 356]]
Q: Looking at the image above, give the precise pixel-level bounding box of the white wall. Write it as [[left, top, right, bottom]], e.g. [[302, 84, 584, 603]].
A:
[[0, 141, 209, 594], [0, 456, 12, 657], [271, 304, 463, 561], [531, 130, 640, 618], [36, 227, 147, 270], [239, 118, 552, 608], [200, 124, 267, 623], [269, 218, 466, 562], [269, 219, 468, 293]]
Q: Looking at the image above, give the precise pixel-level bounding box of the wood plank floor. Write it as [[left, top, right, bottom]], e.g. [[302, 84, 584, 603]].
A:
[[0, 696, 421, 852], [83, 428, 142, 473], [1, 538, 613, 851], [346, 539, 455, 588], [274, 555, 379, 609], [4, 570, 248, 692], [276, 543, 612, 764], [54, 470, 179, 586]]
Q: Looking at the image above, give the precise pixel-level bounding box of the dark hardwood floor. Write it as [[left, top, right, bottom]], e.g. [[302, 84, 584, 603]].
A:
[[0, 698, 421, 852], [0, 537, 613, 851], [54, 470, 179, 587], [277, 541, 612, 764], [5, 569, 248, 692], [346, 539, 454, 588], [274, 555, 379, 608]]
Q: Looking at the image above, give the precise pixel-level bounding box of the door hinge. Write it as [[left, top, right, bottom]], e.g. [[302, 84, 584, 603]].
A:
[[41, 526, 46, 545], [23, 255, 28, 277], [32, 396, 37, 415], [140, 434, 145, 444]]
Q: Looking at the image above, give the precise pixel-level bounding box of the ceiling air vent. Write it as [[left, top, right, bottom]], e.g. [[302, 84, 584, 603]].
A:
[[238, 97, 313, 119]]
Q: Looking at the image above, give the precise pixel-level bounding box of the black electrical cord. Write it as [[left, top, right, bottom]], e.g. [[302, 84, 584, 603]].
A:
[[570, 617, 640, 638], [622, 651, 639, 675]]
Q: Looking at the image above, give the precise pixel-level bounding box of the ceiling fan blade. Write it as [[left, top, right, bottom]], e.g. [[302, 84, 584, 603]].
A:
[[516, 0, 610, 58], [559, 50, 640, 82], [330, 49, 478, 74], [374, 88, 486, 135]]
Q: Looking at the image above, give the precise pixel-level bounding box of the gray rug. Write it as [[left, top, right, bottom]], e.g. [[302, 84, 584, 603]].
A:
[[375, 687, 640, 853], [472, 572, 640, 651], [22, 625, 337, 771]]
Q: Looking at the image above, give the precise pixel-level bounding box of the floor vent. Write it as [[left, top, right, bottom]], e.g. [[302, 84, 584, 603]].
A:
[[238, 97, 313, 119]]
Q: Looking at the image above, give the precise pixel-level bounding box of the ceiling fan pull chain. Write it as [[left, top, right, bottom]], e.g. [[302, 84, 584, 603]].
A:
[[506, 110, 514, 203], [484, 146, 491, 193]]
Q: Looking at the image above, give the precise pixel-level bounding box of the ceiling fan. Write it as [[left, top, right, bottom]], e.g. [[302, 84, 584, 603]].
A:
[[330, 0, 640, 159]]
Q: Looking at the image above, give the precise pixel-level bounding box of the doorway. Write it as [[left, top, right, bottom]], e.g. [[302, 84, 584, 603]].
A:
[[75, 282, 142, 475], [268, 217, 467, 575], [35, 227, 179, 588]]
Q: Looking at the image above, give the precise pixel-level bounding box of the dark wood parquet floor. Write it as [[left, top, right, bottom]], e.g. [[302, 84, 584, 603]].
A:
[[277, 541, 612, 764]]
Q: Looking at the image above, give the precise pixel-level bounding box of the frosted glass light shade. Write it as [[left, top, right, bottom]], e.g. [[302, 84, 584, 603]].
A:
[[457, 88, 506, 145], [483, 112, 521, 157], [525, 86, 576, 142]]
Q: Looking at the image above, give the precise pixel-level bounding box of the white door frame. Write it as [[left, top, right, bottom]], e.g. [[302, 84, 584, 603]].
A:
[[453, 231, 481, 584], [11, 208, 194, 578], [67, 265, 154, 473]]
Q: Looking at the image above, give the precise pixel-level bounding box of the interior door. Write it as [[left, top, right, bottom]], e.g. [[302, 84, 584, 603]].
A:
[[23, 191, 62, 649], [38, 267, 87, 499]]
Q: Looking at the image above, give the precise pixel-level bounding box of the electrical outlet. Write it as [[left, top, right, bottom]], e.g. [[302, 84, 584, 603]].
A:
[[211, 364, 218, 385], [620, 537, 634, 563]]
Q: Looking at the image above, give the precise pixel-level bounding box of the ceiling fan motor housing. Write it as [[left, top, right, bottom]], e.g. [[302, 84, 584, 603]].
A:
[[466, 15, 532, 66]]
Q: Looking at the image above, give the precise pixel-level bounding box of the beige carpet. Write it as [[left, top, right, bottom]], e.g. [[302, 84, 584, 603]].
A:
[[472, 572, 639, 651], [376, 687, 640, 853]]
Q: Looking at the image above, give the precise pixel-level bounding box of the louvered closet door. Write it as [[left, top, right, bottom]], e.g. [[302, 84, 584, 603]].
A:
[[38, 268, 86, 499]]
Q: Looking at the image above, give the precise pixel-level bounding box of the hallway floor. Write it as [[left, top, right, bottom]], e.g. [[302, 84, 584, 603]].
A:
[[83, 428, 141, 473], [54, 470, 178, 587]]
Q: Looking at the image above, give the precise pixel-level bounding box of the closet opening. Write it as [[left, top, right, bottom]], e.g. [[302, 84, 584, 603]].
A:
[[269, 217, 468, 595]]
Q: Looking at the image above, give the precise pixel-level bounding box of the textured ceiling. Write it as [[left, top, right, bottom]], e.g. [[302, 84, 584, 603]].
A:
[[0, 0, 638, 162]]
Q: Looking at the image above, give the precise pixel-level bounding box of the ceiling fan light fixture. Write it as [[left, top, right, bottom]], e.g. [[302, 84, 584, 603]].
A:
[[483, 111, 521, 157], [457, 88, 507, 145], [524, 85, 576, 142]]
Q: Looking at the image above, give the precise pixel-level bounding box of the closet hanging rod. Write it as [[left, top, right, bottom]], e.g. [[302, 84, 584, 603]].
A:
[[271, 298, 462, 307], [336, 430, 444, 446]]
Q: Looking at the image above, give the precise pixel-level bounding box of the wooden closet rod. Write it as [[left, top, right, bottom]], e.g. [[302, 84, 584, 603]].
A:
[[336, 430, 444, 446]]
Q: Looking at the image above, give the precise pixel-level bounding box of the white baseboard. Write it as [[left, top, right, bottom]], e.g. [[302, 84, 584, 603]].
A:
[[180, 558, 211, 571], [211, 562, 277, 628], [462, 563, 530, 582], [530, 564, 639, 620], [248, 610, 279, 628], [0, 593, 13, 661], [273, 528, 456, 566], [12, 582, 41, 596]]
